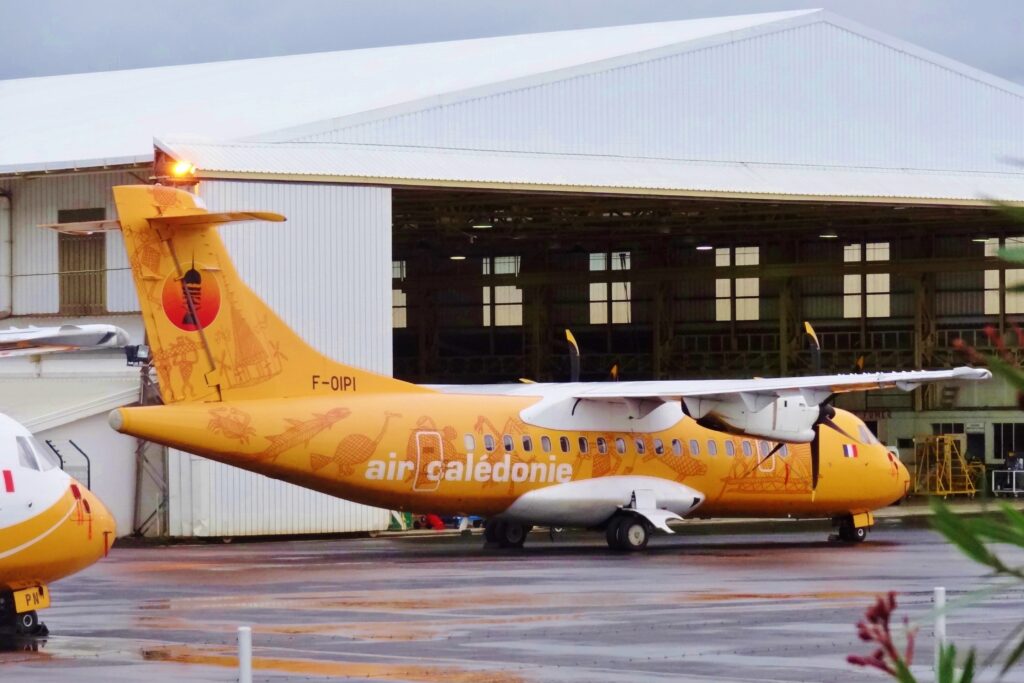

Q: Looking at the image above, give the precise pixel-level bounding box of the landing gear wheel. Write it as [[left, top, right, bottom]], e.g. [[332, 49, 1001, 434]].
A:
[[483, 519, 501, 545], [835, 517, 868, 543], [14, 610, 45, 636], [498, 522, 530, 548], [606, 515, 650, 552]]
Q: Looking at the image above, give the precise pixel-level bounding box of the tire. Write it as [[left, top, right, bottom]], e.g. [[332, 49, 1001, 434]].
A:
[[15, 611, 38, 635], [605, 516, 625, 550], [837, 518, 868, 543], [483, 519, 502, 545], [616, 517, 650, 552], [499, 522, 530, 548]]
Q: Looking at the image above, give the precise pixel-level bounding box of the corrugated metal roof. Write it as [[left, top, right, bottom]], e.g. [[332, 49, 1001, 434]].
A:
[[162, 140, 1024, 204], [0, 10, 814, 174]]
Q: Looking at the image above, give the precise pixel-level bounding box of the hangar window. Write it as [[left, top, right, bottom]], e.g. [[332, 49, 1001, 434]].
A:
[[392, 260, 407, 329], [589, 251, 631, 324], [57, 208, 107, 315], [482, 256, 522, 326], [984, 237, 1024, 314], [714, 247, 759, 321], [843, 242, 890, 319], [541, 436, 552, 453]]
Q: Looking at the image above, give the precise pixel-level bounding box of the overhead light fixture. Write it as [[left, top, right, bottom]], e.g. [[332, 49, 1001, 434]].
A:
[[695, 245, 713, 251], [819, 231, 838, 239], [972, 237, 990, 243], [450, 255, 466, 261], [472, 223, 493, 230]]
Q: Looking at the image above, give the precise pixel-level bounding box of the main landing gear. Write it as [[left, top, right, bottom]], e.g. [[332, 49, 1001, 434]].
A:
[[483, 519, 532, 548], [832, 514, 870, 543], [605, 513, 651, 552], [0, 592, 48, 637]]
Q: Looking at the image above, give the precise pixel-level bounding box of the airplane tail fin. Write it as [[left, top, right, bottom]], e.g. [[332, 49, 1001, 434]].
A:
[[110, 184, 428, 403]]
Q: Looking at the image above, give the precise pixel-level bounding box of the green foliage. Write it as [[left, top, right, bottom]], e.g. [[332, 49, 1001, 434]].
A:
[[931, 499, 1024, 676]]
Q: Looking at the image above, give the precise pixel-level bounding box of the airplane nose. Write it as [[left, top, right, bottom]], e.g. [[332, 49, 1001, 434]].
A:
[[83, 488, 117, 557]]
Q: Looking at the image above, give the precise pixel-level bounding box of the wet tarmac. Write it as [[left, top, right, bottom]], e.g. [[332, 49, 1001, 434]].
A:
[[2, 520, 1024, 682]]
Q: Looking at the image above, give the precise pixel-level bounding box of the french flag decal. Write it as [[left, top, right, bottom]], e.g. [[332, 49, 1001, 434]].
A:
[[2, 470, 13, 492], [843, 444, 859, 459]]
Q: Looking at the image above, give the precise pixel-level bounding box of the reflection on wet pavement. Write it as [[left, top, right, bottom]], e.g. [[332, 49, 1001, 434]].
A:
[[2, 527, 1023, 682]]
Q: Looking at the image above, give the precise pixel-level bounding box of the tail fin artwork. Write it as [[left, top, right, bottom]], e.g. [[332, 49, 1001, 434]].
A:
[[110, 185, 428, 403]]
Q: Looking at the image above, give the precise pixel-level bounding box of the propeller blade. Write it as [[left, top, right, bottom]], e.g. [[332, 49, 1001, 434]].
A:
[[811, 432, 820, 490], [750, 441, 785, 473], [566, 329, 580, 383]]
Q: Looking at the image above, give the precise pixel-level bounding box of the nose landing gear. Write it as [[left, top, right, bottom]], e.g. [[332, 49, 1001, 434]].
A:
[[832, 514, 871, 543], [0, 592, 48, 637]]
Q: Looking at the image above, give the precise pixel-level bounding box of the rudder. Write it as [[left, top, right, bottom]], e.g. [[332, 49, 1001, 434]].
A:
[[112, 184, 427, 403]]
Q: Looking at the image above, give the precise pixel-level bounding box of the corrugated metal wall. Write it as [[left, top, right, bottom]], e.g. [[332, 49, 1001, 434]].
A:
[[302, 22, 1023, 172], [3, 171, 141, 315], [165, 180, 394, 537]]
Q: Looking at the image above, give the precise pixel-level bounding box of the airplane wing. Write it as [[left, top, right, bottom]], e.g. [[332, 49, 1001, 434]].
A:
[[0, 324, 130, 357], [571, 367, 991, 406]]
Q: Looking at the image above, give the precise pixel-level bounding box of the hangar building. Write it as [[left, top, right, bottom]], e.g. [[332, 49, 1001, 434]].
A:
[[1, 9, 1023, 537]]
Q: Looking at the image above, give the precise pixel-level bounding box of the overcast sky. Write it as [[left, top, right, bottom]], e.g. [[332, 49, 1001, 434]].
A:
[[1, 0, 1021, 84]]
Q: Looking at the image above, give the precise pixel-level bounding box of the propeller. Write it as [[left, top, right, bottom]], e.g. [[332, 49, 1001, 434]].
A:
[[566, 329, 580, 383], [805, 321, 821, 373], [809, 400, 856, 490]]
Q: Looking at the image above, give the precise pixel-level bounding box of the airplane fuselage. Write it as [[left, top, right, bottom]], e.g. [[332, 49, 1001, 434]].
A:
[[115, 391, 909, 522]]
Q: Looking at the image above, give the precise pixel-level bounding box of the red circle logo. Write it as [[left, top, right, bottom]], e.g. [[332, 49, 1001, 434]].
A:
[[161, 263, 221, 331]]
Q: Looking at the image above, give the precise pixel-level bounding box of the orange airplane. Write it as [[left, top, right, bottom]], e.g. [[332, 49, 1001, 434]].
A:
[[0, 415, 116, 636], [59, 185, 989, 552]]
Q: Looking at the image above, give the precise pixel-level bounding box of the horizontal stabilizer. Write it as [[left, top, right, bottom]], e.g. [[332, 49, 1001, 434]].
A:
[[150, 211, 286, 228]]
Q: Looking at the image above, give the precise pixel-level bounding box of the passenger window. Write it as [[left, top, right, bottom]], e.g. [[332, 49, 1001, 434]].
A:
[[725, 441, 736, 457], [672, 439, 683, 456], [742, 441, 753, 457], [596, 437, 608, 454], [689, 439, 700, 456], [578, 436, 589, 454], [503, 435, 514, 452], [559, 436, 570, 453], [780, 443, 790, 457], [707, 440, 718, 456], [615, 437, 626, 454], [541, 436, 552, 453], [759, 441, 770, 456], [464, 434, 476, 452], [484, 434, 496, 452], [522, 436, 533, 452], [654, 439, 664, 455], [635, 439, 645, 455]]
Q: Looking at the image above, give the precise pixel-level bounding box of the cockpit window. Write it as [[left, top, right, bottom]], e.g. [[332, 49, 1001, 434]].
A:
[[857, 424, 881, 446], [17, 436, 59, 471]]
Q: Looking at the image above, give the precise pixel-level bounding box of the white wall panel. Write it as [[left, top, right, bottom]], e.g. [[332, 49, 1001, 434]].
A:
[[165, 181, 394, 537], [198, 181, 393, 373], [7, 171, 142, 315], [305, 22, 1023, 174]]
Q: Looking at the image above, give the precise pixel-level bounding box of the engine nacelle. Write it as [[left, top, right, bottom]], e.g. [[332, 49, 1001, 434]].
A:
[[682, 392, 819, 442]]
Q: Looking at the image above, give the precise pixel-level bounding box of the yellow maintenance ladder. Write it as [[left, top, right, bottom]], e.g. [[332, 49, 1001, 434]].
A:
[[912, 434, 984, 497]]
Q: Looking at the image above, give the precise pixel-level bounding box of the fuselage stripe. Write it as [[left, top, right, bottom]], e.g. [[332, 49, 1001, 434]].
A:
[[0, 498, 77, 560]]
